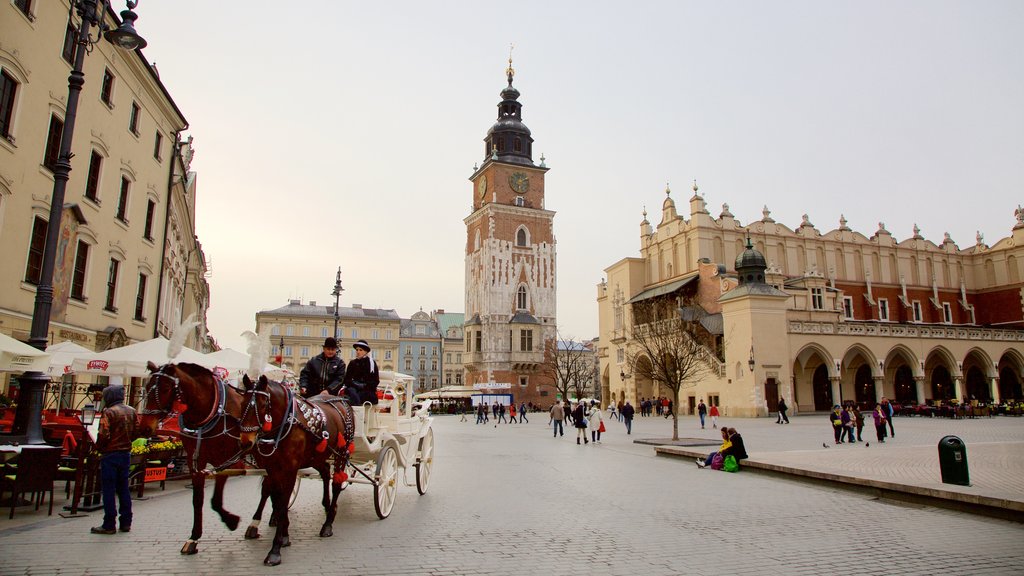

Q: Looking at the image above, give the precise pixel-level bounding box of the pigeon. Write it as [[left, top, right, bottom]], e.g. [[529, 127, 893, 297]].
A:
[[822, 443, 830, 448], [865, 442, 870, 447]]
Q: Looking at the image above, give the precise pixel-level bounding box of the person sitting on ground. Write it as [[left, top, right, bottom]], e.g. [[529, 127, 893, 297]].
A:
[[697, 428, 732, 468], [721, 427, 748, 467]]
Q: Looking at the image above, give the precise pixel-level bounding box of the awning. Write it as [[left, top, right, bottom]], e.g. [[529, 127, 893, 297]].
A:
[[414, 385, 477, 401], [626, 275, 697, 304]]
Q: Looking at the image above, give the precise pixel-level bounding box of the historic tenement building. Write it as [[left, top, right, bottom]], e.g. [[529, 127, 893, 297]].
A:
[[399, 310, 441, 393], [598, 185, 1024, 416], [432, 310, 465, 387], [463, 62, 557, 406], [0, 1, 212, 404], [255, 300, 400, 376]]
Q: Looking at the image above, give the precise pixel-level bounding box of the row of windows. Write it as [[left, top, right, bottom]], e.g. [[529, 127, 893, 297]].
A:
[[405, 359, 439, 371], [466, 329, 534, 352], [269, 325, 394, 340], [841, 295, 957, 324], [271, 346, 394, 361]]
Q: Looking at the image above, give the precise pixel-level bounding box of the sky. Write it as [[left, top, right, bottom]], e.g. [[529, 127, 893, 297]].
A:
[[132, 1, 1024, 352]]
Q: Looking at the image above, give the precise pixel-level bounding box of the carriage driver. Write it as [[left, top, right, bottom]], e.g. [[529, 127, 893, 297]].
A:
[[342, 339, 380, 405], [299, 337, 346, 398]]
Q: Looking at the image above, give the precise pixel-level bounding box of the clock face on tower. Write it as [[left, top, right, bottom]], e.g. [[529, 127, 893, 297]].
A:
[[508, 172, 530, 195], [477, 175, 488, 197]]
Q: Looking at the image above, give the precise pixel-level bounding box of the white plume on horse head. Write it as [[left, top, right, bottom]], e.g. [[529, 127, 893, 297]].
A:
[[241, 330, 270, 381], [168, 313, 198, 360]]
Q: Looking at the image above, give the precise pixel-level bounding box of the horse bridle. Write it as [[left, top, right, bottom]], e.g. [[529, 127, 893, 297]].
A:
[[239, 386, 271, 434], [143, 364, 226, 437]]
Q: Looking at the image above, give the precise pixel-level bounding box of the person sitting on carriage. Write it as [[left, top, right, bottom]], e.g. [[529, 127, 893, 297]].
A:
[[341, 340, 380, 405], [299, 337, 346, 398]]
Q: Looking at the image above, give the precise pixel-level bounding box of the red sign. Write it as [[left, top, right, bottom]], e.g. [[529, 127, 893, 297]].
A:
[[87, 360, 109, 371], [144, 467, 167, 483]]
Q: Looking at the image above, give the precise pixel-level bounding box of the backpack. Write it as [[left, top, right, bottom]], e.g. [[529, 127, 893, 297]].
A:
[[710, 453, 724, 470], [723, 455, 739, 473]]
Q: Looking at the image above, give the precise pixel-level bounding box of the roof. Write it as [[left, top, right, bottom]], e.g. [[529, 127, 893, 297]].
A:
[[627, 275, 697, 304], [509, 312, 540, 324], [434, 312, 465, 334], [718, 283, 790, 302], [258, 301, 400, 320]]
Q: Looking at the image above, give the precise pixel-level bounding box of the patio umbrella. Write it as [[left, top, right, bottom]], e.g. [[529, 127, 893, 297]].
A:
[[69, 336, 209, 378], [46, 340, 93, 377], [0, 332, 49, 373]]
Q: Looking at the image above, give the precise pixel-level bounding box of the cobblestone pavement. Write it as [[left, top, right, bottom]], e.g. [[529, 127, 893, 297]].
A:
[[1, 414, 1023, 575]]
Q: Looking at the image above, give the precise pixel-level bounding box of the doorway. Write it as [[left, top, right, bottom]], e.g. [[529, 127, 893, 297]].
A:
[[765, 378, 779, 413], [812, 365, 832, 410]]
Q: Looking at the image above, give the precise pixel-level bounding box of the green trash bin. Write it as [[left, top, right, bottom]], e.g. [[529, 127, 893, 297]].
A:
[[938, 435, 970, 486]]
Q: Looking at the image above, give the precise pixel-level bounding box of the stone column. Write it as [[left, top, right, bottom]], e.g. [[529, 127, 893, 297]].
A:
[[873, 377, 885, 403], [830, 377, 842, 406], [914, 376, 926, 404], [991, 377, 1001, 405], [954, 376, 964, 402]]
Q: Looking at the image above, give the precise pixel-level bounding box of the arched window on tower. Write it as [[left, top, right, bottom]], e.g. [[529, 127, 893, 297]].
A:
[[516, 227, 528, 247], [514, 138, 522, 152], [517, 285, 527, 310]]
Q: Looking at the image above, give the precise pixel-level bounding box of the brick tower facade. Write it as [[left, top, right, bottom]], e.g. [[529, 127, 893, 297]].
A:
[[463, 60, 557, 407]]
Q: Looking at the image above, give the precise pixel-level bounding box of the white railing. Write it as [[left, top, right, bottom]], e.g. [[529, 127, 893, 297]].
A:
[[788, 320, 1024, 342]]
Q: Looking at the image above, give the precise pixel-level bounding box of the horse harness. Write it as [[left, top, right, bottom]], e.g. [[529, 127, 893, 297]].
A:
[[249, 386, 355, 464]]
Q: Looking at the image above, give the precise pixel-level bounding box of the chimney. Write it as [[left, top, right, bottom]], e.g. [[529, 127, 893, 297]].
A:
[[352, 303, 362, 309], [309, 301, 316, 307], [289, 299, 300, 305]]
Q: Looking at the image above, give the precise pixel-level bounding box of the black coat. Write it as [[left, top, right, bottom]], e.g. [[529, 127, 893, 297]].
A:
[[723, 433, 748, 460], [343, 355, 380, 403], [621, 404, 635, 420], [299, 353, 345, 397]]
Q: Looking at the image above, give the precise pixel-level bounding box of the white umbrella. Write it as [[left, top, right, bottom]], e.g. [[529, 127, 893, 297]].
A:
[[0, 332, 49, 373], [70, 336, 209, 378], [46, 340, 93, 377]]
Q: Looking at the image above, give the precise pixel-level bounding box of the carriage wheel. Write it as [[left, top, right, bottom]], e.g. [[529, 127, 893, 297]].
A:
[[288, 476, 301, 510], [373, 446, 399, 519], [414, 428, 434, 495]]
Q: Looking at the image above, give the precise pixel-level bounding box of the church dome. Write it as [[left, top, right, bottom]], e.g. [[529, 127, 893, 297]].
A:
[[735, 237, 767, 285]]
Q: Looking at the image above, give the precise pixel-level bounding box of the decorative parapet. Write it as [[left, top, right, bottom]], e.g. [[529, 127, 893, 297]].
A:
[[788, 321, 1024, 342]]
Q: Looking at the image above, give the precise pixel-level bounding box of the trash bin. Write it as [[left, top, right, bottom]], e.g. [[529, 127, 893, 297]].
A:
[[937, 435, 970, 486]]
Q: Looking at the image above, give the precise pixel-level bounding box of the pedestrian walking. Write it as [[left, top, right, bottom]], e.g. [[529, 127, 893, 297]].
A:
[[776, 397, 790, 424], [621, 401, 635, 434], [519, 402, 529, 423], [572, 401, 589, 445], [475, 403, 485, 424], [91, 385, 138, 535], [841, 404, 856, 443], [509, 402, 518, 424], [830, 405, 844, 445], [853, 405, 865, 442], [710, 403, 720, 429], [881, 397, 895, 438], [550, 401, 565, 437], [697, 399, 708, 429], [873, 404, 888, 443], [588, 401, 604, 443], [459, 404, 468, 422], [664, 399, 673, 419], [492, 402, 499, 421], [617, 401, 624, 422], [607, 402, 617, 421], [498, 403, 508, 424]]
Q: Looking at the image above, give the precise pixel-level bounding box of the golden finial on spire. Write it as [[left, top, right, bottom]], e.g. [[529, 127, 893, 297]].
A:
[[506, 43, 515, 85]]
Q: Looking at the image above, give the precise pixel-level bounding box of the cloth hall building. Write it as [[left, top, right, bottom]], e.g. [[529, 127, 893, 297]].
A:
[[597, 187, 1024, 417]]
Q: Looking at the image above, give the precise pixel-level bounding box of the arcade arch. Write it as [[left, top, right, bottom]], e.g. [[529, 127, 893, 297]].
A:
[[793, 344, 834, 411], [998, 349, 1024, 402]]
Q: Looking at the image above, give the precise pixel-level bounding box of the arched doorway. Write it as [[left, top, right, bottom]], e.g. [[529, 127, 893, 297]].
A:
[[854, 365, 875, 409], [894, 365, 917, 404], [965, 366, 990, 403], [999, 366, 1022, 402], [634, 356, 655, 405], [813, 365, 832, 410], [932, 366, 954, 401]]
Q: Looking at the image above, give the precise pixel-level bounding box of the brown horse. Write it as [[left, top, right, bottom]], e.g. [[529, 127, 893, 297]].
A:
[[239, 375, 355, 566], [139, 361, 262, 555]]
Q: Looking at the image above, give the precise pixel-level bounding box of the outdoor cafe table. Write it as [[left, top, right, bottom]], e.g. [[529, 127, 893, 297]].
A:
[[0, 444, 62, 509]]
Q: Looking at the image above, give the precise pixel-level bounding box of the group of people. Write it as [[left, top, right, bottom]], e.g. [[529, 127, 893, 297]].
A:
[[829, 397, 896, 444], [474, 401, 529, 425], [298, 337, 381, 407], [695, 399, 720, 429], [696, 427, 748, 470], [637, 397, 673, 417], [548, 399, 628, 443]]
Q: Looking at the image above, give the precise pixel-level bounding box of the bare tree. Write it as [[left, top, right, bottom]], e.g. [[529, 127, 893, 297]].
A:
[[541, 333, 595, 404], [625, 296, 716, 441]]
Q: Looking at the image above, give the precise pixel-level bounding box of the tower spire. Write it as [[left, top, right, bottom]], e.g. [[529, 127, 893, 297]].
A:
[[506, 43, 515, 86]]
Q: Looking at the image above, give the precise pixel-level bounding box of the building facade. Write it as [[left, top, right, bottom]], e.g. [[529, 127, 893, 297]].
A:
[[598, 186, 1024, 416], [0, 1, 211, 404], [255, 300, 400, 376], [463, 62, 557, 406], [399, 310, 440, 393], [432, 310, 465, 387]]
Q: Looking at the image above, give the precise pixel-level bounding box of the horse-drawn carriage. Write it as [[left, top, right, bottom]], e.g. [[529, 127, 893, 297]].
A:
[[290, 371, 435, 519], [139, 361, 436, 566]]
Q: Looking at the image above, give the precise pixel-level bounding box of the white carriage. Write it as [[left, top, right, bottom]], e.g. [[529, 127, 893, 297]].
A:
[[293, 371, 435, 519]]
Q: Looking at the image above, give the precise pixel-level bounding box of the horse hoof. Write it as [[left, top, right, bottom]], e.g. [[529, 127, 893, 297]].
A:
[[264, 553, 281, 566], [244, 526, 260, 540], [180, 541, 199, 555], [319, 525, 333, 538], [224, 514, 240, 532]]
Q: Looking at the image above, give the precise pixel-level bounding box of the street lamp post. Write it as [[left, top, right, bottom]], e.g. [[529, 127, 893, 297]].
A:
[[9, 1, 146, 444], [331, 267, 344, 340]]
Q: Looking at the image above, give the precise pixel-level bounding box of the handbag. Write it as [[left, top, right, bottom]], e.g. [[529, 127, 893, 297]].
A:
[[710, 453, 724, 470], [723, 455, 739, 473], [598, 421, 606, 433]]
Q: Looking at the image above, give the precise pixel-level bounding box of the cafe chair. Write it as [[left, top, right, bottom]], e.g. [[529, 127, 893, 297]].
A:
[[0, 446, 61, 519]]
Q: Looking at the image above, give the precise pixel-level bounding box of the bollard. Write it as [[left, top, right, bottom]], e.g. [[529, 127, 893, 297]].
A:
[[937, 435, 970, 486]]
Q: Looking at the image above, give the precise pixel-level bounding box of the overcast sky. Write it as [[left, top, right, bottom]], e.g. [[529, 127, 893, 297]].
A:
[[134, 1, 1024, 351]]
